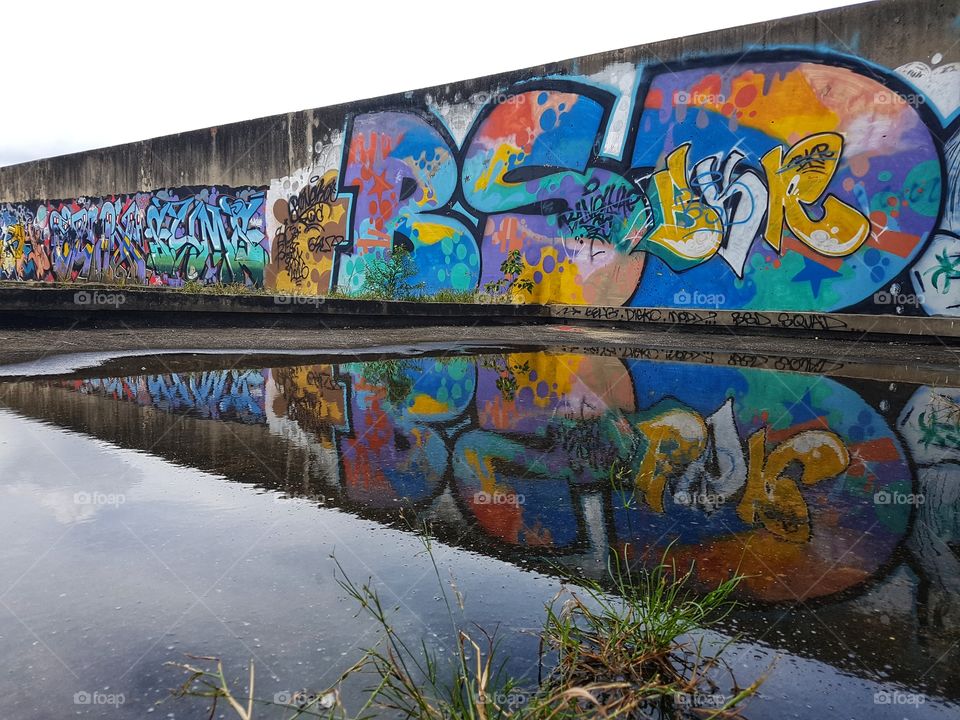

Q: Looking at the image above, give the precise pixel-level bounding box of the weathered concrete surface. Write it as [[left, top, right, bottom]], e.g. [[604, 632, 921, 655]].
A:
[[0, 0, 949, 200], [0, 325, 957, 387], [2, 285, 959, 340], [0, 284, 543, 325]]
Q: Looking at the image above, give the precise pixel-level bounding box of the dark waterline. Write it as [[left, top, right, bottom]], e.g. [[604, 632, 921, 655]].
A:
[[0, 349, 957, 718]]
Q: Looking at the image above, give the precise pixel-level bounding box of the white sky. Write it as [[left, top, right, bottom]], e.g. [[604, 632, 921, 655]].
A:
[[0, 0, 861, 168]]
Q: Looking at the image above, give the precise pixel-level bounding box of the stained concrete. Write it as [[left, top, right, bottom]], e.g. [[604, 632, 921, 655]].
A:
[[2, 285, 958, 341], [0, 324, 957, 387]]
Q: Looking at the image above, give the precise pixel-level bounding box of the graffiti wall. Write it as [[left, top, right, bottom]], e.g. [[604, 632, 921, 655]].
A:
[[3, 14, 960, 317], [265, 51, 957, 315], [1, 187, 268, 286]]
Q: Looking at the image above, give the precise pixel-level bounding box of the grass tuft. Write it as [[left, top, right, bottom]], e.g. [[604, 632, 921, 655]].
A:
[[535, 547, 748, 718], [178, 280, 262, 295], [168, 517, 761, 719]]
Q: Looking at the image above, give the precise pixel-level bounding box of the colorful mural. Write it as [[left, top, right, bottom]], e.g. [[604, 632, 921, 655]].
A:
[[54, 351, 930, 604], [61, 369, 268, 423], [3, 49, 960, 316], [265, 51, 957, 315], [1, 187, 268, 286]]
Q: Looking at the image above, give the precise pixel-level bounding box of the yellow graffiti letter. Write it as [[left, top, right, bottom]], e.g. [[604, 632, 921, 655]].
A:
[[635, 409, 707, 512], [738, 428, 850, 542], [642, 144, 724, 271], [761, 132, 870, 256]]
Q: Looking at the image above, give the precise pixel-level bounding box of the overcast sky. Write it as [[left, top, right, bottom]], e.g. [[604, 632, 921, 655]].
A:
[[0, 0, 860, 168]]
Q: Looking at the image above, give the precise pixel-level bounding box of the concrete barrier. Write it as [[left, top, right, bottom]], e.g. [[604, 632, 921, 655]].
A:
[[3, 284, 958, 341], [2, 0, 959, 336]]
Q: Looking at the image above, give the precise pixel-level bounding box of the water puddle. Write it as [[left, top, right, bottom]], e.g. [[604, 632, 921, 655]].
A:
[[0, 349, 956, 718]]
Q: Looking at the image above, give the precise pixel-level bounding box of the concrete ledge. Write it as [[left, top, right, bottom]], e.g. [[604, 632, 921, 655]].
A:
[[545, 304, 960, 339], [0, 284, 957, 340], [0, 285, 543, 326]]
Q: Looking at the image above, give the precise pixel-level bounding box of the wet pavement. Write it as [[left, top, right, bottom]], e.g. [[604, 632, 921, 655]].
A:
[[0, 343, 957, 718], [1, 325, 959, 383]]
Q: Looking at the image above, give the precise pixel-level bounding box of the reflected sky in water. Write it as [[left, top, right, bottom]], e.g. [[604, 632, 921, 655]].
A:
[[0, 350, 957, 719]]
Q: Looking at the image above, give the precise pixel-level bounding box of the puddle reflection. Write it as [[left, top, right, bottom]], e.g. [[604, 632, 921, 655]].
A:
[[2, 350, 957, 713]]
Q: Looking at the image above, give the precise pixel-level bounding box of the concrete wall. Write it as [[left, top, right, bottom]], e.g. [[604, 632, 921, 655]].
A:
[[2, 0, 960, 319]]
